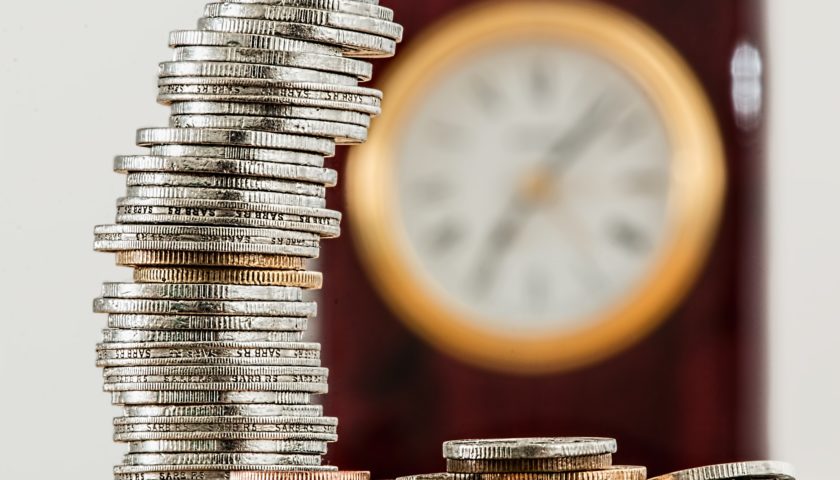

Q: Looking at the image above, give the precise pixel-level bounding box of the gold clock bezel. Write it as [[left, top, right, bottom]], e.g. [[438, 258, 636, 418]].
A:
[[346, 1, 726, 374]]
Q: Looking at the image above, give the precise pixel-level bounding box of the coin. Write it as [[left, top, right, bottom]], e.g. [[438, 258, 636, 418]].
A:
[[168, 102, 371, 127], [114, 465, 338, 475], [148, 144, 326, 164], [169, 30, 342, 55], [648, 462, 797, 480], [93, 298, 317, 316], [111, 391, 312, 406], [107, 314, 309, 331], [101, 329, 305, 344], [114, 431, 339, 443], [123, 404, 323, 418], [136, 128, 336, 156], [158, 61, 358, 87], [124, 172, 327, 197], [443, 438, 618, 460], [127, 439, 329, 454], [121, 452, 322, 466], [133, 268, 323, 288], [114, 251, 308, 269], [101, 283, 305, 301], [230, 472, 372, 480], [169, 114, 368, 144], [446, 454, 614, 473], [451, 467, 647, 480]]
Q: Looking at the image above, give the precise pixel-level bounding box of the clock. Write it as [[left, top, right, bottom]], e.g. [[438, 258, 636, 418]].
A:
[[346, 1, 725, 373]]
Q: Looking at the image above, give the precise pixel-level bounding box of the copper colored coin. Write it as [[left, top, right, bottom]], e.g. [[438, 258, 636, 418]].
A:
[[134, 267, 323, 288], [116, 251, 307, 269], [447, 454, 613, 474], [451, 467, 646, 480]]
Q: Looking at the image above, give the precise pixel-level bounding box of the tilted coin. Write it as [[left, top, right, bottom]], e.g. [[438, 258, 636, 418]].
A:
[[203, 4, 403, 41], [116, 156, 329, 181], [443, 438, 618, 460], [101, 329, 305, 344], [114, 251, 308, 269], [127, 439, 329, 454], [101, 283, 304, 301], [122, 452, 322, 466], [220, 0, 394, 22], [114, 465, 338, 475], [157, 85, 382, 115], [450, 467, 647, 480], [124, 186, 328, 208], [446, 454, 614, 473], [148, 144, 325, 165], [111, 390, 312, 406], [94, 298, 317, 316], [171, 46, 373, 80], [169, 115, 368, 144], [107, 314, 308, 331], [136, 128, 335, 156], [230, 471, 372, 480], [169, 102, 371, 127], [648, 462, 797, 480], [169, 30, 342, 55], [116, 209, 340, 238], [133, 268, 323, 288], [123, 404, 323, 418], [125, 172, 326, 197], [198, 17, 396, 58], [158, 61, 357, 87], [94, 224, 321, 258]]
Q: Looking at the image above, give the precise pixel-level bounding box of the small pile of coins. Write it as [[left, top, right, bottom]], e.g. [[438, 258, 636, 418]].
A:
[[92, 1, 401, 479], [397, 438, 795, 480]]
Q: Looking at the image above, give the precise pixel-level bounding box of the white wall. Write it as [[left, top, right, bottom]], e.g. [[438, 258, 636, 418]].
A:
[[767, 0, 840, 477], [0, 0, 835, 478]]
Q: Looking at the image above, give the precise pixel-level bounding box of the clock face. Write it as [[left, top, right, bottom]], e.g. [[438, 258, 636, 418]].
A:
[[395, 42, 672, 336], [347, 2, 725, 373]]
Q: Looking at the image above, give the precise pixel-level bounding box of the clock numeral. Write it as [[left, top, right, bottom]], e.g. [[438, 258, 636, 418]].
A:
[[470, 75, 503, 113], [607, 218, 651, 254], [426, 220, 464, 255]]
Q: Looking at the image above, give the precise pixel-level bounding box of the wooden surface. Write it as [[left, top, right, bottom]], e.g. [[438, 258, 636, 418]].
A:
[[322, 0, 766, 477]]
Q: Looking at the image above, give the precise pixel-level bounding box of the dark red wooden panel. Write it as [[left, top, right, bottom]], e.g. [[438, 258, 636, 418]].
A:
[[322, 1, 766, 477]]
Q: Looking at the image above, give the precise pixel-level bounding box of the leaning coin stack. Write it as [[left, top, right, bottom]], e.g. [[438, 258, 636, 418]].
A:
[[399, 437, 646, 480], [92, 1, 402, 479]]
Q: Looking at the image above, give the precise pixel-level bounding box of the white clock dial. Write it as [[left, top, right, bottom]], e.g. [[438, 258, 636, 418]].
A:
[[394, 41, 672, 336]]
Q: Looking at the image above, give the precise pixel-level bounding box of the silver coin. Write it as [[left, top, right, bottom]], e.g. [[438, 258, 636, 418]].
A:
[[203, 4, 403, 41], [158, 62, 358, 87], [123, 404, 323, 418], [169, 30, 341, 55], [116, 156, 326, 179], [94, 239, 319, 258], [171, 46, 372, 80], [101, 329, 305, 344], [115, 414, 337, 426], [169, 115, 368, 144], [219, 0, 394, 21], [157, 85, 382, 115], [443, 438, 618, 460], [127, 439, 329, 454], [94, 224, 320, 243], [113, 465, 338, 474], [122, 452, 322, 466], [101, 283, 304, 301], [169, 102, 371, 127], [124, 186, 328, 208], [148, 144, 325, 165], [96, 342, 321, 368], [94, 298, 317, 316], [648, 462, 796, 480], [103, 369, 328, 386], [103, 381, 328, 393], [114, 430, 338, 443], [197, 17, 396, 58], [125, 172, 326, 197], [136, 128, 335, 157], [117, 197, 339, 221], [111, 390, 312, 405], [106, 314, 308, 331]]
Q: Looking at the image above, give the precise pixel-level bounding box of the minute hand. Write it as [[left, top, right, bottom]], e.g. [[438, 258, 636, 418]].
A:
[[543, 96, 613, 175]]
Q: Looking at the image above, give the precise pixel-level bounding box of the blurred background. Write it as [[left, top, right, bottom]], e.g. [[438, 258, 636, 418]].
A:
[[0, 0, 837, 479]]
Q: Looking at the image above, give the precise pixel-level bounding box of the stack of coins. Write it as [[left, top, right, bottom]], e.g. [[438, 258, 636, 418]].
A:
[[649, 461, 796, 480], [398, 438, 797, 480], [399, 438, 645, 480], [92, 1, 402, 479]]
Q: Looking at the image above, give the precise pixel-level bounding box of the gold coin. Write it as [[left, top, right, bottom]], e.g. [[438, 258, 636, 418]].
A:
[[453, 467, 645, 480], [116, 251, 307, 270], [447, 455, 613, 474], [134, 267, 323, 289]]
